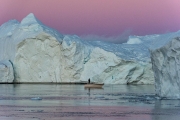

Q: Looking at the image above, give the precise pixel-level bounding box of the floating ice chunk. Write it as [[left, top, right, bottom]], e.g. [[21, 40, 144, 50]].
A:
[[31, 97, 42, 100]]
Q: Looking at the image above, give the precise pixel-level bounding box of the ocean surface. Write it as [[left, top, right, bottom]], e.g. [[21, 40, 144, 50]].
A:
[[0, 84, 180, 120]]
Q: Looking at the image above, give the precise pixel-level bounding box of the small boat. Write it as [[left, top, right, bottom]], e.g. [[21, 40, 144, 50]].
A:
[[84, 83, 104, 88]]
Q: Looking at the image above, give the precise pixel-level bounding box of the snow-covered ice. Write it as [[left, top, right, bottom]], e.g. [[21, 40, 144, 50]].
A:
[[0, 60, 14, 83], [151, 37, 180, 99], [0, 13, 179, 84]]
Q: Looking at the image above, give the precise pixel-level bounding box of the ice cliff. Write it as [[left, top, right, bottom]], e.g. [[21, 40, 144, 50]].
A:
[[151, 37, 180, 99], [0, 60, 14, 83], [1, 13, 174, 84]]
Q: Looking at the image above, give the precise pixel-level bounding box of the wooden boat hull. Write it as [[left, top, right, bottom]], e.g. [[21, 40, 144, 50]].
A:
[[84, 84, 104, 88]]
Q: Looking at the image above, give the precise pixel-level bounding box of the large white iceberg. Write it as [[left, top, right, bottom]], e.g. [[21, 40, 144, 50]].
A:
[[151, 37, 180, 99], [0, 13, 157, 84]]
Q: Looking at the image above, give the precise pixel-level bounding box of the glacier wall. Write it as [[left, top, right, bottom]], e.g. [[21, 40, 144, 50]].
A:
[[12, 32, 153, 84], [81, 47, 153, 84], [151, 37, 180, 99], [0, 13, 155, 84], [14, 33, 62, 83]]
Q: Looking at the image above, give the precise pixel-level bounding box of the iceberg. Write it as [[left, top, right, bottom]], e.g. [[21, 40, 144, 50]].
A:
[[0, 13, 162, 84], [151, 37, 180, 99], [0, 60, 14, 83]]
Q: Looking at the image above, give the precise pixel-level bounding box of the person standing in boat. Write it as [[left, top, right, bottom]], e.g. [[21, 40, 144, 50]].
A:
[[88, 78, 90, 84]]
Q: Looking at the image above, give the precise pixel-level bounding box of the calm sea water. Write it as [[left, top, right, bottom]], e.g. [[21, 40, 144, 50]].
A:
[[0, 84, 180, 120]]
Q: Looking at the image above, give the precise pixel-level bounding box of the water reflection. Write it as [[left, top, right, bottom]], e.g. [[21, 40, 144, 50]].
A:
[[0, 84, 180, 120]]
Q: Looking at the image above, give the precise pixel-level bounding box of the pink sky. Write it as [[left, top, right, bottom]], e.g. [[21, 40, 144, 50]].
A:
[[0, 0, 180, 38]]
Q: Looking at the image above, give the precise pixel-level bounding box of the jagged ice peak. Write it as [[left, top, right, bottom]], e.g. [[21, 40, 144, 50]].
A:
[[20, 13, 43, 26]]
